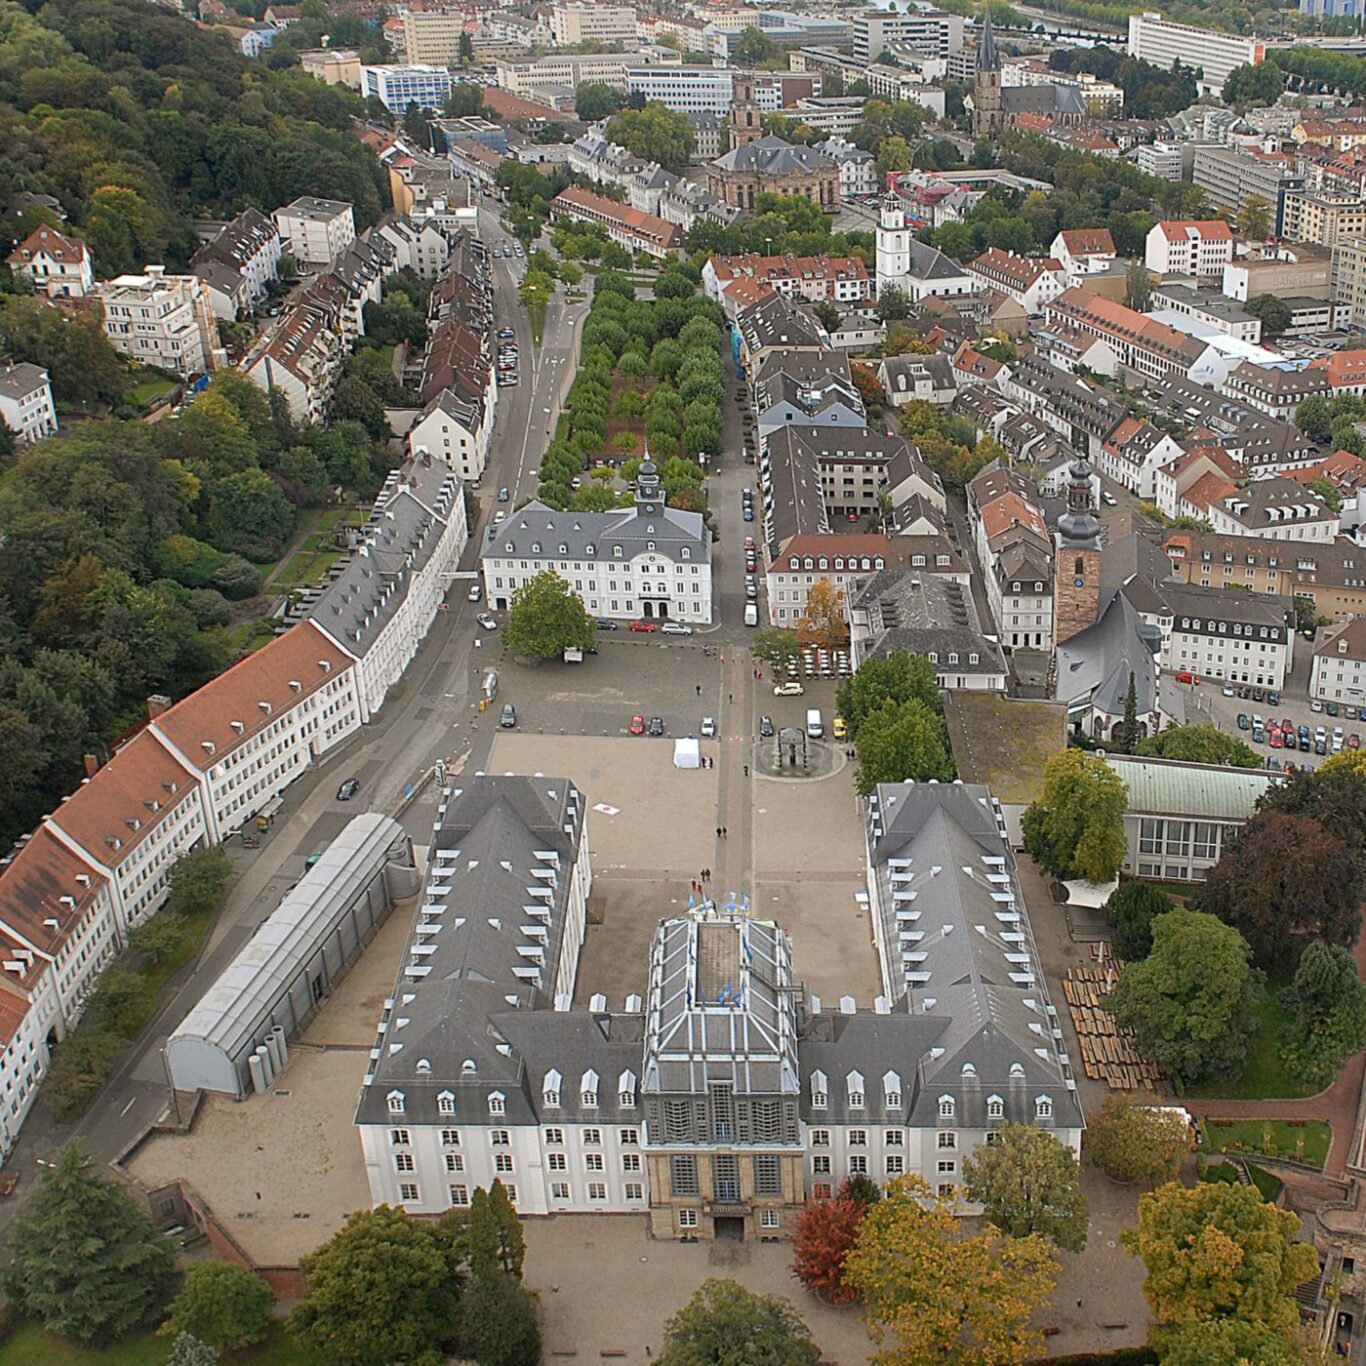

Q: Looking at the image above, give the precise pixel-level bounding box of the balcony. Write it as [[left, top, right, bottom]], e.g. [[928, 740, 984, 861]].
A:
[[703, 1198, 751, 1217]]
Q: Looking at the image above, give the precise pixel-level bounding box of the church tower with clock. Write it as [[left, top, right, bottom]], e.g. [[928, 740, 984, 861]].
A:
[[1053, 457, 1102, 649]]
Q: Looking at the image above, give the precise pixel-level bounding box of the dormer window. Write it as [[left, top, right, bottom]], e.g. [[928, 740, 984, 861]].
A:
[[438, 1092, 455, 1116], [811, 1069, 828, 1109], [1035, 1096, 1052, 1120], [681, 547, 690, 559], [531, 542, 541, 554], [489, 1092, 506, 1116], [387, 1091, 405, 1115], [613, 545, 622, 558], [581, 1069, 599, 1108], [987, 1095, 1004, 1119], [1010, 1062, 1025, 1079], [938, 1095, 954, 1119]]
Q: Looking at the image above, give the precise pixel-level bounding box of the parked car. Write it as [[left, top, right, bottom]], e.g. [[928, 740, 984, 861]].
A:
[[701, 717, 717, 738], [1268, 690, 1281, 706], [499, 703, 517, 729], [596, 618, 619, 630], [1328, 701, 1341, 717], [477, 612, 498, 631], [648, 716, 665, 736], [1282, 717, 1294, 735], [1350, 733, 1361, 749], [629, 713, 646, 735], [337, 777, 360, 801], [1175, 671, 1199, 684], [1312, 699, 1325, 713], [498, 486, 510, 502], [497, 328, 515, 340], [660, 621, 693, 635], [1222, 684, 1235, 697], [1236, 713, 1249, 730], [629, 619, 657, 632], [1317, 738, 1329, 755], [468, 584, 482, 602], [774, 681, 805, 697], [759, 715, 774, 738], [743, 507, 754, 521], [832, 716, 848, 740], [1269, 729, 1283, 748], [1100, 490, 1118, 506]]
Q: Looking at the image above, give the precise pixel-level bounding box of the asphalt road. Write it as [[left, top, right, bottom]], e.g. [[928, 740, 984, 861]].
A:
[[0, 205, 591, 1228]]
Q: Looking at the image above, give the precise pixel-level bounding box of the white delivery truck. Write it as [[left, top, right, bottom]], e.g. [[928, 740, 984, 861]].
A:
[[806, 708, 824, 738]]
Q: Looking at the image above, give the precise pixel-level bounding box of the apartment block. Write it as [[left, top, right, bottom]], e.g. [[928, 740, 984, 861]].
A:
[[1127, 12, 1265, 95], [96, 268, 221, 378], [1191, 146, 1303, 229], [625, 65, 733, 115], [0, 363, 57, 447], [272, 197, 356, 267], [1144, 220, 1234, 278], [1311, 617, 1366, 705], [550, 3, 637, 46], [852, 9, 963, 62], [1282, 190, 1366, 249], [362, 63, 453, 114]]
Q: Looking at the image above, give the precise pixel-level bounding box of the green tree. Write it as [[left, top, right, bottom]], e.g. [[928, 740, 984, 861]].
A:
[[1086, 1091, 1192, 1185], [657, 1279, 820, 1366], [1134, 722, 1261, 768], [1245, 292, 1292, 341], [606, 104, 696, 174], [1110, 909, 1264, 1086], [1238, 196, 1272, 242], [503, 570, 595, 660], [1296, 394, 1333, 437], [1113, 671, 1139, 753], [164, 1262, 274, 1351], [575, 82, 624, 121], [291, 1206, 463, 1366], [1280, 940, 1366, 1087], [169, 847, 233, 917], [1103, 879, 1173, 961], [457, 1272, 540, 1366], [733, 26, 776, 64], [854, 698, 954, 795], [835, 651, 940, 738], [845, 1176, 1059, 1366], [1222, 61, 1284, 110], [166, 1334, 219, 1366], [1122, 1180, 1318, 1355], [459, 30, 474, 64], [4, 1145, 177, 1347], [1124, 260, 1153, 311], [1159, 1318, 1308, 1366], [961, 1124, 1089, 1253], [876, 284, 912, 322], [1022, 749, 1127, 883], [752, 628, 800, 673], [206, 469, 295, 560]]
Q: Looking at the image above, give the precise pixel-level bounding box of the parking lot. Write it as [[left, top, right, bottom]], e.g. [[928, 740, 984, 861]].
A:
[[1168, 637, 1352, 772]]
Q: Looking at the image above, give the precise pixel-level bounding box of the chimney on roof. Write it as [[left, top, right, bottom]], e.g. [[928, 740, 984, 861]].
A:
[[83, 754, 99, 779], [147, 694, 172, 720]]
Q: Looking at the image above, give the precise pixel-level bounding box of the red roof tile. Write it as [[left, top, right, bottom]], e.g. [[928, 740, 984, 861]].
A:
[[0, 827, 107, 968]]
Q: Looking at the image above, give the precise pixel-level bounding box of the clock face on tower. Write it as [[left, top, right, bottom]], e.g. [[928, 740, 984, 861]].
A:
[[1074, 578, 1086, 588]]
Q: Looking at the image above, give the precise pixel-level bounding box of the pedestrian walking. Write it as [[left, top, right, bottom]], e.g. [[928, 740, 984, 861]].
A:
[[743, 764, 749, 777], [696, 683, 702, 696], [716, 826, 722, 839], [728, 691, 733, 703], [722, 826, 728, 839]]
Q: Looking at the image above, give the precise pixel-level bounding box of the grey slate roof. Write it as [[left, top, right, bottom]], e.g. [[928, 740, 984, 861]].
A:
[[850, 570, 1006, 675], [1054, 590, 1162, 717], [736, 291, 827, 356], [861, 782, 1083, 1132], [0, 362, 49, 401], [881, 353, 956, 396], [480, 487, 710, 568], [305, 455, 461, 658], [1103, 753, 1274, 822], [711, 134, 835, 176], [906, 238, 972, 283], [355, 776, 608, 1129]]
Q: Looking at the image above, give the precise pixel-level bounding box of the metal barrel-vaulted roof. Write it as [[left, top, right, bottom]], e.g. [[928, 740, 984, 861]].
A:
[[1103, 753, 1274, 822], [167, 813, 409, 1092]]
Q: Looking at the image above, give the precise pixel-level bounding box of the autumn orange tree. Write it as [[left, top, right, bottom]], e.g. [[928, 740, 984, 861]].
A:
[[795, 577, 848, 650], [843, 1176, 1058, 1366], [790, 1179, 874, 1305]]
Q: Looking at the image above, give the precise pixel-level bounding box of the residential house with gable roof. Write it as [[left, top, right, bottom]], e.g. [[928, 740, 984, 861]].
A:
[[6, 226, 93, 298]]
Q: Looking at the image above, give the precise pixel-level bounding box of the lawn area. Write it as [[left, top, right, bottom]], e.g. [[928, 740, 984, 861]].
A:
[[1205, 1118, 1331, 1169], [1189, 979, 1317, 1102], [272, 508, 347, 589], [126, 377, 179, 408], [944, 694, 1067, 806], [0, 1322, 317, 1366]]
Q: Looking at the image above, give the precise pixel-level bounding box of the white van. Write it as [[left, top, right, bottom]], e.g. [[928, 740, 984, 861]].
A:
[[806, 708, 824, 739], [743, 603, 758, 627], [482, 671, 499, 704]]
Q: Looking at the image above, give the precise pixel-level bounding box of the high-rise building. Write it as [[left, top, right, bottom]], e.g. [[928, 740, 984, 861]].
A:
[[852, 8, 963, 62], [550, 3, 637, 46], [1128, 12, 1265, 96], [971, 10, 1003, 141], [361, 63, 453, 114]]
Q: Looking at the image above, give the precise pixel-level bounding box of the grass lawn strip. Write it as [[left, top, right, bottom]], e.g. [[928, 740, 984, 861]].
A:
[[1204, 1118, 1331, 1169]]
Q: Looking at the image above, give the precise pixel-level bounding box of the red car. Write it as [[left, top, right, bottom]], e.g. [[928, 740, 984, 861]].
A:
[[1351, 733, 1361, 750], [629, 619, 657, 633], [629, 714, 646, 735], [1269, 729, 1283, 748], [1282, 717, 1294, 735]]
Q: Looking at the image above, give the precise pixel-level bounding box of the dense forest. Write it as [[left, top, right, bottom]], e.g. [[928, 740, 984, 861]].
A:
[[0, 0, 399, 849], [0, 0, 386, 273]]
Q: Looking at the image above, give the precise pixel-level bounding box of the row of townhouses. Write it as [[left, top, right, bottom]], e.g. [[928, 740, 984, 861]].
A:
[[0, 452, 469, 1163]]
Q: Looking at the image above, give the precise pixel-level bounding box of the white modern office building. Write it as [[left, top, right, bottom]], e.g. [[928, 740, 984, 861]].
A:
[[1127, 12, 1266, 96], [362, 63, 454, 113], [625, 65, 734, 114]]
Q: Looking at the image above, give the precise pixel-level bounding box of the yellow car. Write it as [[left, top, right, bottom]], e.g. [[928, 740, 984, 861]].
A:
[[832, 716, 848, 740]]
